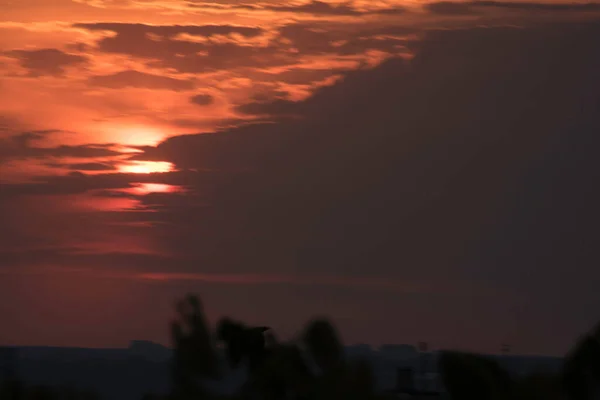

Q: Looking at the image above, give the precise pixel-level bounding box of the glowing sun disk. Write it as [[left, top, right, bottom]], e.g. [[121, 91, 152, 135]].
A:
[[119, 161, 173, 174], [126, 183, 184, 195]]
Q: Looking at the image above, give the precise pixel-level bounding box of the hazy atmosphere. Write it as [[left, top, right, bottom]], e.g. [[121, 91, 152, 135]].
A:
[[1, 0, 599, 357]]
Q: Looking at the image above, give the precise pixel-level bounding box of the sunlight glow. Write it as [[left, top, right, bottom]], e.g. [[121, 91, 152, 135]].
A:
[[119, 161, 174, 174], [124, 183, 185, 195], [84, 122, 170, 146], [119, 126, 165, 146]]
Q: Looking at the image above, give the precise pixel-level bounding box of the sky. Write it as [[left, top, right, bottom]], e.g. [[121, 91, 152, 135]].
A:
[[0, 0, 599, 356]]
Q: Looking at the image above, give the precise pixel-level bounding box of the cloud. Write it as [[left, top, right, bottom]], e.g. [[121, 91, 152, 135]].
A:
[[72, 22, 291, 73], [190, 93, 214, 106], [424, 1, 477, 15], [267, 1, 406, 16], [235, 98, 302, 118], [159, 44, 291, 73], [247, 67, 344, 85], [72, 20, 411, 77], [9, 143, 122, 159], [474, 1, 600, 12], [4, 130, 56, 146], [87, 70, 195, 90], [6, 48, 87, 76], [0, 131, 123, 162], [276, 23, 416, 57], [277, 24, 339, 54], [62, 0, 407, 19], [67, 162, 118, 171], [73, 22, 264, 38], [425, 1, 600, 15], [0, 172, 129, 196], [130, 21, 600, 295]]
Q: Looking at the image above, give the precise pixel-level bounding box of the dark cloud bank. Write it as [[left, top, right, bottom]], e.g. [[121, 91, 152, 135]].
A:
[[425, 1, 600, 15], [140, 21, 599, 351]]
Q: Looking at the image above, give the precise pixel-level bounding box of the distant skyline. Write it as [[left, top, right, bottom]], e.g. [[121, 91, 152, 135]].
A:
[[1, 1, 599, 356]]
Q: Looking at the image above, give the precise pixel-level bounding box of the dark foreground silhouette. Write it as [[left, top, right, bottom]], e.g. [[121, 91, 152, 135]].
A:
[[1, 293, 599, 399], [164, 294, 600, 400]]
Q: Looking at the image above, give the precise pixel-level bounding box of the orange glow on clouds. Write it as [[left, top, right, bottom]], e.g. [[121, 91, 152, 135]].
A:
[[119, 126, 166, 146], [125, 183, 185, 195], [119, 161, 174, 174], [97, 123, 169, 146]]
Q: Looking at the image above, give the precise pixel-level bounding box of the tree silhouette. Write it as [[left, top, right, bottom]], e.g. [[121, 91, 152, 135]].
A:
[[216, 318, 270, 373], [438, 322, 600, 400], [437, 351, 512, 400], [301, 318, 375, 400], [303, 319, 343, 374], [163, 293, 600, 400], [563, 322, 600, 400], [170, 294, 220, 399]]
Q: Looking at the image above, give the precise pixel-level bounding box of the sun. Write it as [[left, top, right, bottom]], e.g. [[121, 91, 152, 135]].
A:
[[91, 122, 167, 147], [119, 161, 174, 174], [125, 183, 185, 195]]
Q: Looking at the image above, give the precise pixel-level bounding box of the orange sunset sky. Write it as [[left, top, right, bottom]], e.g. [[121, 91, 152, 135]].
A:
[[1, 0, 599, 355]]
